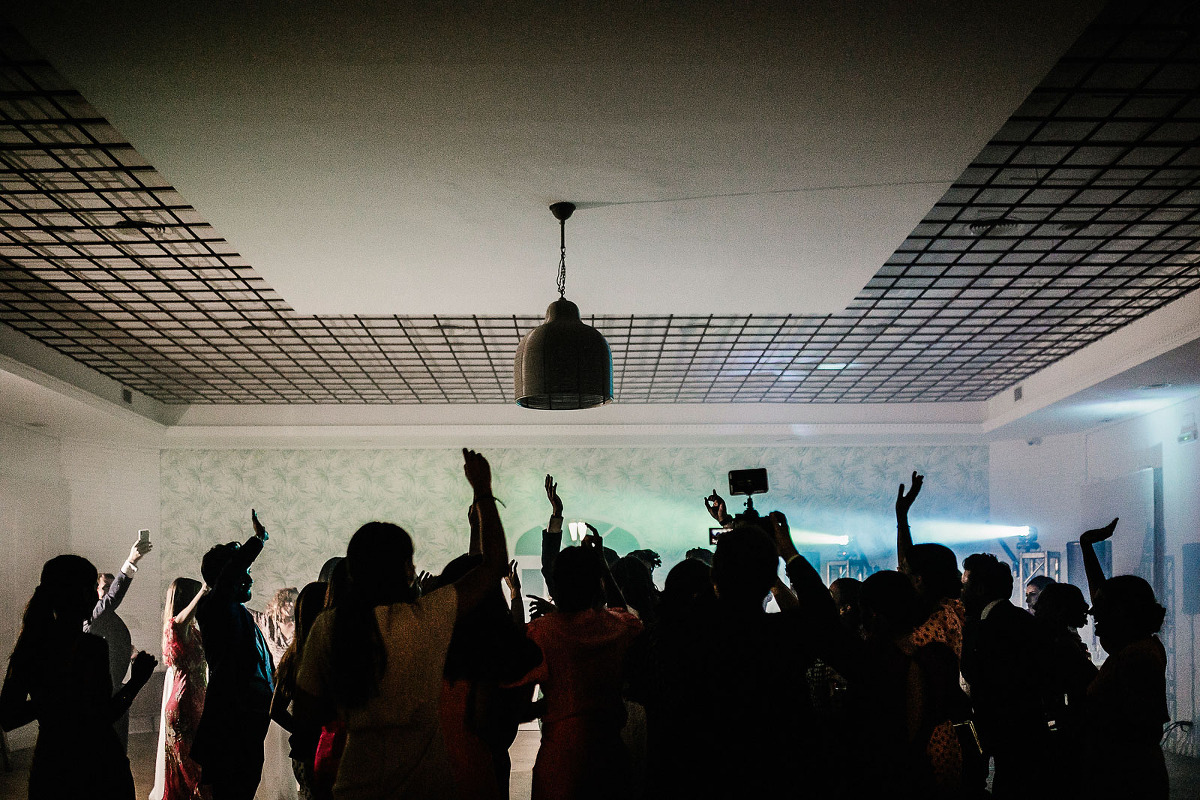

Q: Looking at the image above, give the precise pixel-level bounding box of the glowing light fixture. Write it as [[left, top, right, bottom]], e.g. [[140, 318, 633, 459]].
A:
[[914, 520, 1032, 544], [791, 530, 852, 546], [567, 520, 599, 544], [514, 202, 613, 410], [816, 363, 849, 370]]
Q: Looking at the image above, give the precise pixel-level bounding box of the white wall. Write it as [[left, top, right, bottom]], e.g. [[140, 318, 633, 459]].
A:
[[990, 394, 1200, 727], [0, 423, 70, 750], [61, 441, 163, 660]]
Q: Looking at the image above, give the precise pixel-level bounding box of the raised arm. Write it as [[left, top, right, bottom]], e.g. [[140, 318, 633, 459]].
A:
[[209, 510, 269, 602], [583, 530, 627, 610], [504, 560, 525, 624], [453, 450, 510, 614], [1080, 517, 1118, 605], [541, 474, 564, 599], [468, 503, 483, 557], [173, 584, 210, 626], [705, 490, 734, 528], [770, 511, 837, 620], [771, 575, 800, 611], [88, 537, 152, 627], [896, 471, 923, 574]]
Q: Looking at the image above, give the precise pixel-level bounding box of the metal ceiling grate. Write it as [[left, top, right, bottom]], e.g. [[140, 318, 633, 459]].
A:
[[2, 2, 1200, 405]]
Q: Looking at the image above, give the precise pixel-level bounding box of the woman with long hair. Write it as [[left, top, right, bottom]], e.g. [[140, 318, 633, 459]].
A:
[[271, 581, 329, 800], [253, 586, 301, 800], [150, 577, 210, 800], [0, 554, 156, 800], [295, 449, 509, 800]]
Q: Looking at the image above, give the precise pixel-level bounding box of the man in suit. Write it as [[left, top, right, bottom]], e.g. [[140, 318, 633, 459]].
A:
[[87, 535, 152, 751], [961, 552, 1055, 798], [192, 511, 274, 800]]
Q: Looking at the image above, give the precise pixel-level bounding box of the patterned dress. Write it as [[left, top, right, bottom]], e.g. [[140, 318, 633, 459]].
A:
[[907, 598, 968, 795], [164, 619, 209, 800]]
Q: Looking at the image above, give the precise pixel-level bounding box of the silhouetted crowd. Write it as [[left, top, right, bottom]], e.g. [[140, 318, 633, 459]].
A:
[[1, 451, 1172, 800]]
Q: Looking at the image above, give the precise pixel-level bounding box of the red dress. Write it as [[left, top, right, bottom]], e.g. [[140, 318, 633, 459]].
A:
[[520, 608, 643, 800], [164, 619, 209, 800]]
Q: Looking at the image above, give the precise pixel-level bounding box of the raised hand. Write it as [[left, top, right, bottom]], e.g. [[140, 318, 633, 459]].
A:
[[528, 594, 556, 619], [128, 539, 152, 564], [545, 474, 563, 517], [463, 449, 493, 494], [581, 530, 603, 556], [1081, 517, 1118, 546], [705, 490, 731, 525], [769, 510, 799, 560], [504, 560, 521, 599], [416, 570, 436, 594], [896, 471, 924, 517], [252, 509, 269, 541]]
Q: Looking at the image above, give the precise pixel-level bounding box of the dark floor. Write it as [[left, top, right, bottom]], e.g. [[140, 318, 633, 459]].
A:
[[0, 729, 539, 800], [1, 730, 1196, 799]]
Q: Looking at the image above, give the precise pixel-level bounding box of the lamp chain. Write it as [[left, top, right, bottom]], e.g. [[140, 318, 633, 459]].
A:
[[556, 217, 567, 298]]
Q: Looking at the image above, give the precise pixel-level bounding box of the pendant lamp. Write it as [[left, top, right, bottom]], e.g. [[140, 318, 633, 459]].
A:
[[514, 202, 613, 409]]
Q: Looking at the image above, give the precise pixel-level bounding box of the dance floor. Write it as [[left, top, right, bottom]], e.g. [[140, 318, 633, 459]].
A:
[[1, 728, 1197, 799], [0, 728, 543, 800]]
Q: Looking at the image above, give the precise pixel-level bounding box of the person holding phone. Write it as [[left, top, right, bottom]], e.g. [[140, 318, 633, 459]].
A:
[[88, 532, 154, 752]]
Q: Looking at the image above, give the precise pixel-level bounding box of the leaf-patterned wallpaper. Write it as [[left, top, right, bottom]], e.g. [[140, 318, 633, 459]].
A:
[[159, 445, 988, 599]]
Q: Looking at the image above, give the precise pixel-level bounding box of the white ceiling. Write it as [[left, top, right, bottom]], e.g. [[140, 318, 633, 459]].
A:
[[6, 1, 1102, 316]]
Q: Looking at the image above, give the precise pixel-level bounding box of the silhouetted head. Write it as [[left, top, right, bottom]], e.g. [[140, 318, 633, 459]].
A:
[[684, 547, 714, 567], [167, 577, 203, 618], [294, 581, 328, 652], [162, 576, 203, 653], [345, 522, 417, 607], [10, 555, 98, 669], [318, 556, 344, 583], [325, 558, 350, 609], [628, 549, 662, 575], [553, 547, 605, 613], [267, 586, 299, 640], [661, 557, 715, 615], [962, 553, 1013, 618], [611, 555, 659, 620], [330, 522, 418, 708], [1034, 581, 1088, 630], [1025, 574, 1056, 611], [1091, 575, 1166, 654], [861, 570, 922, 641], [712, 525, 778, 610], [830, 577, 863, 633], [907, 543, 962, 602], [42, 554, 99, 626], [202, 542, 253, 603]]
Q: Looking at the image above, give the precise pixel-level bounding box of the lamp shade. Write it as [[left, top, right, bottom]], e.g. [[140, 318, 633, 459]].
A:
[[514, 298, 613, 409]]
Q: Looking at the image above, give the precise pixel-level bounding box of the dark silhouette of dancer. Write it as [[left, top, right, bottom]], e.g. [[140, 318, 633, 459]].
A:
[[1, 554, 155, 800], [192, 510, 275, 800]]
